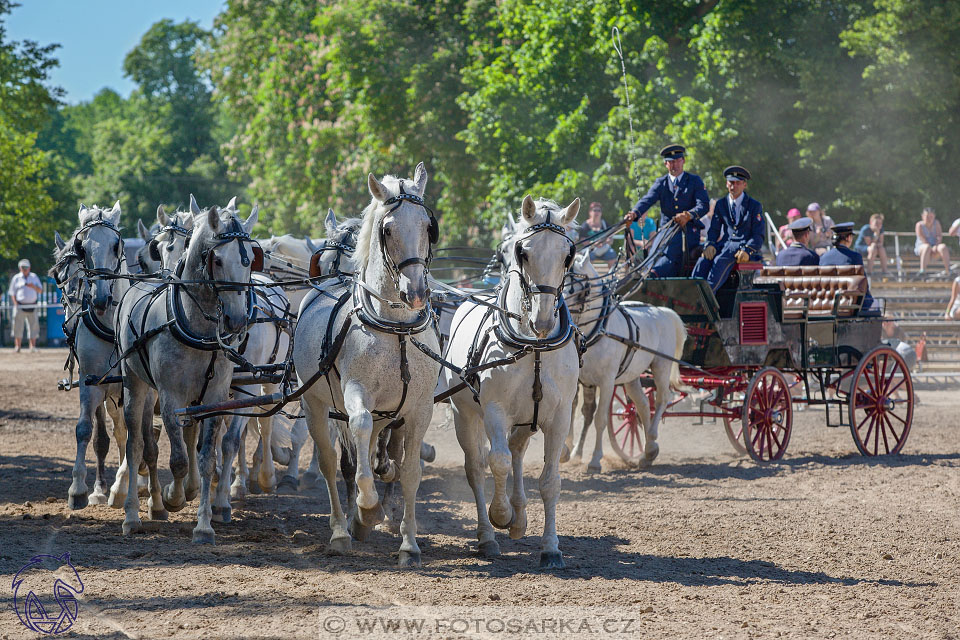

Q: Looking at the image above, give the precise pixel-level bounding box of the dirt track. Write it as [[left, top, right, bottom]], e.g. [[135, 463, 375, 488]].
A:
[[1, 349, 958, 639]]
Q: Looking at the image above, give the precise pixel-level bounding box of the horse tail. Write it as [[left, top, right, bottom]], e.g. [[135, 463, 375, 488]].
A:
[[667, 309, 686, 391]]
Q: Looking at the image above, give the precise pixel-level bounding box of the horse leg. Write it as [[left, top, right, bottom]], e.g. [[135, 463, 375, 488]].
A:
[[107, 403, 129, 508], [482, 402, 513, 531], [303, 395, 350, 552], [585, 381, 613, 473], [340, 428, 360, 536], [376, 430, 404, 535], [507, 425, 533, 540], [538, 409, 568, 569], [183, 420, 201, 502], [453, 403, 498, 557], [159, 398, 189, 513], [121, 378, 149, 535], [344, 387, 382, 527], [571, 384, 596, 461], [559, 385, 579, 463], [213, 414, 244, 523], [283, 417, 308, 491], [88, 401, 111, 504], [255, 383, 278, 493], [139, 389, 166, 521], [636, 363, 669, 465], [68, 382, 104, 509], [397, 407, 432, 567], [299, 440, 321, 490], [231, 423, 248, 500], [192, 416, 219, 544]]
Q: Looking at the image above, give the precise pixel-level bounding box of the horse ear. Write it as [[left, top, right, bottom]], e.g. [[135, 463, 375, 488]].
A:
[[305, 237, 319, 254], [108, 200, 121, 223], [157, 204, 170, 227], [207, 205, 220, 230], [521, 195, 536, 222], [55, 230, 66, 251], [325, 208, 338, 236], [138, 219, 150, 242], [189, 194, 202, 216], [243, 204, 259, 234], [77, 203, 87, 219], [368, 173, 388, 202], [561, 197, 581, 226], [413, 162, 428, 196], [227, 196, 238, 211]]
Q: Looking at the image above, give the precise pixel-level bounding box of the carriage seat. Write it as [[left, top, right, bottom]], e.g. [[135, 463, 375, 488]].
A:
[[754, 265, 867, 319]]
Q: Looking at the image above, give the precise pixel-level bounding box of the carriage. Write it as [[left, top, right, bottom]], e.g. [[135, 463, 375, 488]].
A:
[[606, 262, 913, 463]]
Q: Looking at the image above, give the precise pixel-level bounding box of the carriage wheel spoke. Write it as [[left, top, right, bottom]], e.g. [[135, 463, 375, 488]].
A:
[[887, 410, 907, 426], [879, 411, 893, 454]]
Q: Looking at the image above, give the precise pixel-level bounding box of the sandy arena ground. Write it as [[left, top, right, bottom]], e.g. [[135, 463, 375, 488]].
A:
[[0, 349, 958, 639]]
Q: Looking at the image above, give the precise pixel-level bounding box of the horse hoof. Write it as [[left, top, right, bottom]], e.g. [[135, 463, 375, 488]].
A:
[[376, 519, 402, 535], [185, 487, 199, 502], [478, 540, 501, 558], [248, 478, 263, 495], [162, 495, 186, 513], [276, 475, 299, 495], [488, 505, 515, 530], [350, 518, 374, 542], [585, 463, 602, 474], [211, 505, 232, 523], [539, 551, 565, 569], [559, 445, 571, 464], [298, 472, 319, 491], [107, 492, 125, 509], [68, 492, 88, 510], [398, 550, 422, 568], [359, 504, 385, 527], [122, 519, 144, 536], [150, 508, 169, 521], [230, 484, 246, 501], [420, 443, 436, 463], [329, 536, 352, 554], [88, 492, 108, 506], [192, 528, 216, 545]]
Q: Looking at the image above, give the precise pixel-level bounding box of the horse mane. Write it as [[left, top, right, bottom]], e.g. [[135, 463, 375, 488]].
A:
[[354, 175, 403, 269], [331, 217, 362, 241]]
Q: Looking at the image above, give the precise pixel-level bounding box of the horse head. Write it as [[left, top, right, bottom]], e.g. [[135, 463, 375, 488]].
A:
[[76, 201, 124, 313], [186, 194, 259, 334], [506, 195, 580, 338], [355, 162, 435, 310]]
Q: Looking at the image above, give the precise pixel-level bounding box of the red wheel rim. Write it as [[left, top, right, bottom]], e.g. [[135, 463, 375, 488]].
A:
[[849, 347, 913, 456], [742, 368, 792, 462], [608, 385, 644, 464]]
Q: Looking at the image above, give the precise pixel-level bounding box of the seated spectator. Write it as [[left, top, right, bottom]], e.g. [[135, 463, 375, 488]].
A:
[[777, 208, 802, 253], [854, 213, 889, 277], [629, 210, 657, 256], [806, 202, 835, 255], [946, 276, 960, 320], [914, 207, 952, 278], [775, 217, 819, 266], [881, 318, 918, 372], [949, 216, 960, 243], [584, 201, 617, 270]]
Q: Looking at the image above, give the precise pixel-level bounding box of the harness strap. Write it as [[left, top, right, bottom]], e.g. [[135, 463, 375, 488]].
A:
[[193, 351, 219, 407]]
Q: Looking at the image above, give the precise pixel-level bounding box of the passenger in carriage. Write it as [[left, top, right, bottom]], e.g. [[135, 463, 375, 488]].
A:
[[821, 222, 877, 314], [775, 217, 820, 266], [691, 165, 765, 291], [623, 143, 709, 277]]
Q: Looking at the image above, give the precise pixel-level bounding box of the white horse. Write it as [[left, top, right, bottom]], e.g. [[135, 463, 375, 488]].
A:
[[115, 196, 258, 543], [292, 163, 441, 566], [50, 203, 129, 510], [563, 252, 686, 470], [135, 205, 196, 274], [441, 195, 581, 568]]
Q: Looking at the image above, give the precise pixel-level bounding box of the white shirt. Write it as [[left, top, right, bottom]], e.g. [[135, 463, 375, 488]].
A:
[[668, 172, 685, 190], [9, 271, 41, 305], [728, 192, 745, 216]]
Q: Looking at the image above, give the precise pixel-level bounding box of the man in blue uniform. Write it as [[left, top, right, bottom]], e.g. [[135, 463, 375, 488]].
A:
[[691, 165, 765, 291], [821, 222, 877, 314], [624, 144, 709, 277], [819, 222, 862, 266], [775, 217, 820, 266]]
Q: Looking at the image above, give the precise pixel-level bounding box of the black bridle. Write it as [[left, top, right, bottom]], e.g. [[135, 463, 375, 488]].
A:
[[75, 213, 125, 277], [377, 179, 439, 289], [507, 212, 576, 317]]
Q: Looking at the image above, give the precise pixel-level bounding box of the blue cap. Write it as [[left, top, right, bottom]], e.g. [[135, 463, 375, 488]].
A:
[[832, 222, 855, 234], [788, 217, 813, 232], [723, 165, 751, 181], [660, 144, 685, 160]]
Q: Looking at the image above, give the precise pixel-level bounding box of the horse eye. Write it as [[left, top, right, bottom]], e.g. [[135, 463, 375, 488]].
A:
[[166, 245, 173, 252], [215, 258, 223, 266], [384, 228, 392, 237]]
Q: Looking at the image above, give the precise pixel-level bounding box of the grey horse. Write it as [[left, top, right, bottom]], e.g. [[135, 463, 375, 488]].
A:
[[114, 195, 258, 543]]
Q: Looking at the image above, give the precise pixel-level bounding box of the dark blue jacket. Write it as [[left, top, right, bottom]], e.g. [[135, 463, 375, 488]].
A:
[[631, 172, 709, 246], [819, 245, 864, 267], [704, 193, 765, 255], [776, 243, 820, 266]]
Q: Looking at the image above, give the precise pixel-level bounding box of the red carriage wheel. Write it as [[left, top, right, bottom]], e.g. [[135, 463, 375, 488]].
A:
[[607, 385, 647, 465], [742, 367, 793, 463], [848, 346, 913, 456], [723, 412, 747, 456]]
